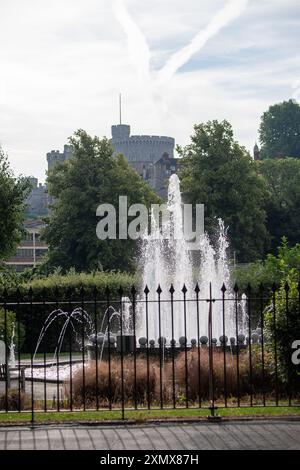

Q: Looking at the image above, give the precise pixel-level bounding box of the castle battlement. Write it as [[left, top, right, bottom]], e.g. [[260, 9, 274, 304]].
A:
[[46, 145, 73, 171], [129, 135, 175, 143], [111, 124, 175, 176]]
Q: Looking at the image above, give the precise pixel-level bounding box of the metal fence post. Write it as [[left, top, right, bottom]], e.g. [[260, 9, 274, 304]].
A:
[[208, 283, 219, 420]]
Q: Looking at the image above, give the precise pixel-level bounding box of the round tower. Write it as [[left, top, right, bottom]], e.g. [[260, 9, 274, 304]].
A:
[[111, 124, 131, 142]]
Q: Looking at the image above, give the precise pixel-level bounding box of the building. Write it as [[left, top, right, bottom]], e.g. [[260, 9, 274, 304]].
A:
[[25, 177, 48, 218], [254, 143, 261, 161], [111, 123, 177, 198], [47, 144, 73, 172], [25, 122, 176, 220], [5, 220, 48, 272], [148, 152, 178, 199]]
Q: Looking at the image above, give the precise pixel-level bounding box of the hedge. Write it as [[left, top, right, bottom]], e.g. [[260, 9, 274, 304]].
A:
[[1, 270, 138, 302]]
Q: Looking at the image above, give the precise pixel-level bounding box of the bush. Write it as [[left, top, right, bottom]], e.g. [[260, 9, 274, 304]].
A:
[[234, 238, 300, 292], [0, 390, 29, 411], [265, 270, 300, 388], [7, 270, 137, 301], [0, 263, 20, 290], [175, 348, 279, 401], [68, 347, 283, 407], [70, 357, 157, 407]]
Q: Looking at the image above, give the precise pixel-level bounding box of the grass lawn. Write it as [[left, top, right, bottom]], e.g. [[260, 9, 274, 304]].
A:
[[20, 353, 82, 360], [0, 406, 299, 425]]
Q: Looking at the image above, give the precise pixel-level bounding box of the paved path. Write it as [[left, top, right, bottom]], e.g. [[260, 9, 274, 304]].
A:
[[0, 420, 299, 450]]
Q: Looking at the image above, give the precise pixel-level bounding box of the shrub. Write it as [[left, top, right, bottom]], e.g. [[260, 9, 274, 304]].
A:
[[265, 270, 300, 388], [68, 347, 282, 407], [175, 347, 278, 401], [9, 270, 137, 300], [0, 390, 29, 411], [234, 238, 300, 292], [70, 357, 157, 407]]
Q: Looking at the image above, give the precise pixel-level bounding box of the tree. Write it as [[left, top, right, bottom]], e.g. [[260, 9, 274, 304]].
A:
[[44, 130, 160, 272], [258, 158, 300, 251], [259, 99, 300, 159], [0, 147, 31, 260], [179, 120, 268, 262]]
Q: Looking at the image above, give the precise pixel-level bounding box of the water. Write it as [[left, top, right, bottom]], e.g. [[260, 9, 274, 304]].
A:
[[9, 322, 16, 367], [33, 308, 94, 363], [28, 296, 133, 381], [32, 297, 132, 373], [137, 174, 247, 343], [30, 174, 247, 383]]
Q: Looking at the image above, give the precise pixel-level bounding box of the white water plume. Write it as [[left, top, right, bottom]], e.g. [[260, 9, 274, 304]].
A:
[[138, 174, 247, 343]]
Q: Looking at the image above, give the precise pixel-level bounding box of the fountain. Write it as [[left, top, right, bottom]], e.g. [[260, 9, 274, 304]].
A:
[[137, 173, 247, 343], [27, 174, 247, 383], [28, 297, 134, 381]]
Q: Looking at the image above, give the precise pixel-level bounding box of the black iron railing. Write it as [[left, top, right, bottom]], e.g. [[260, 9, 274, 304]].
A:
[[0, 283, 299, 422]]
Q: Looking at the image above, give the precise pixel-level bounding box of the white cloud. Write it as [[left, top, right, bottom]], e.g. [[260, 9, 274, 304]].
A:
[[0, 0, 299, 182], [156, 0, 249, 85]]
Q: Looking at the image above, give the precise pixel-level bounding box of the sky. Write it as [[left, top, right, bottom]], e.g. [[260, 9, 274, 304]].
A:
[[0, 0, 300, 182]]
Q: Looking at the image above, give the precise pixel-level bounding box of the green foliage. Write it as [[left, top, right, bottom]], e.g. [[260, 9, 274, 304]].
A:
[[179, 120, 268, 262], [0, 308, 25, 349], [259, 99, 300, 159], [44, 130, 160, 273], [0, 263, 21, 289], [0, 147, 31, 260], [265, 271, 300, 387], [258, 158, 300, 251], [234, 238, 300, 291], [18, 269, 137, 300], [1, 270, 136, 352]]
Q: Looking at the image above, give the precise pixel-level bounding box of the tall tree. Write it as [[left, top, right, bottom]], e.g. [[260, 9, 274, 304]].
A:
[[44, 130, 160, 272], [259, 99, 300, 159], [0, 147, 31, 261], [258, 158, 300, 251], [179, 120, 268, 262]]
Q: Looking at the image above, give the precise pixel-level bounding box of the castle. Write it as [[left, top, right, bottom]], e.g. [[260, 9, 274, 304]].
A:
[[111, 123, 175, 171], [26, 129, 260, 218], [43, 124, 177, 199], [6, 131, 258, 271], [47, 144, 73, 171]]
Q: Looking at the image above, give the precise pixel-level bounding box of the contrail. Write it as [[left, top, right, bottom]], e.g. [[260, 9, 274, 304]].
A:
[[156, 0, 249, 85], [112, 0, 151, 83]]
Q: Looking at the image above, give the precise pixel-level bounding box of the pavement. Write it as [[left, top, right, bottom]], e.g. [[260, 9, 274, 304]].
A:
[[0, 420, 299, 450]]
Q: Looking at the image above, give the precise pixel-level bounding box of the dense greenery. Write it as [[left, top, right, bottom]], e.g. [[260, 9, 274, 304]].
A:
[[259, 99, 300, 159], [234, 238, 300, 291], [265, 271, 300, 387], [179, 120, 268, 262], [233, 237, 300, 291], [22, 269, 137, 299], [258, 158, 300, 252], [0, 268, 136, 299], [0, 147, 31, 260], [44, 130, 160, 273]]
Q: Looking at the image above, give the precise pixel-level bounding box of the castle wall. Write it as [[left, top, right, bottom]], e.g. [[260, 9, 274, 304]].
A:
[[47, 144, 73, 172], [26, 183, 48, 217], [111, 125, 175, 177]]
